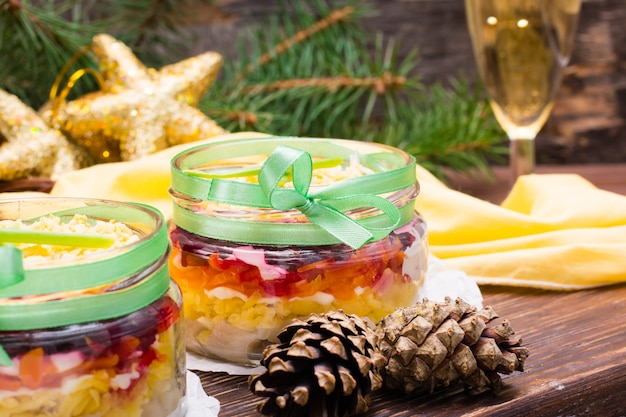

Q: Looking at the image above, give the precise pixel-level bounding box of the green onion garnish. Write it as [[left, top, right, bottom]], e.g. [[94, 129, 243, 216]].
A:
[[0, 229, 115, 248], [183, 157, 345, 179]]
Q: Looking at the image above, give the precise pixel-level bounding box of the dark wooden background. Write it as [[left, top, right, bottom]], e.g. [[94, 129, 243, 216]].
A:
[[183, 0, 626, 165]]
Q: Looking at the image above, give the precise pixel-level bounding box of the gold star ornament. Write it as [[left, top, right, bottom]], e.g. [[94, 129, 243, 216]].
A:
[[41, 33, 228, 164], [0, 89, 89, 181]]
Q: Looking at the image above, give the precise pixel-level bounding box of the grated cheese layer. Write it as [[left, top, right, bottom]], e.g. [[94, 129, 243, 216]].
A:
[[0, 214, 139, 267]]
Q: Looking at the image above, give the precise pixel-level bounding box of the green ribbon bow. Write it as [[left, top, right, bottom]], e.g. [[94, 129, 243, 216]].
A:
[[0, 245, 24, 365], [0, 245, 24, 292], [256, 145, 400, 248], [171, 137, 418, 249]]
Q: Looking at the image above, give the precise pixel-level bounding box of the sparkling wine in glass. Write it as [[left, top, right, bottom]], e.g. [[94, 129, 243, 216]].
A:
[[464, 0, 582, 180]]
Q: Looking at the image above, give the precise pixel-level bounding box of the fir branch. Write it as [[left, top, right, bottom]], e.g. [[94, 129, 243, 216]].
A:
[[242, 73, 406, 94], [203, 0, 505, 178], [372, 77, 507, 180], [3, 0, 21, 13], [129, 0, 173, 48], [238, 4, 356, 79], [202, 85, 286, 132], [0, 0, 218, 107], [103, 0, 217, 65], [0, 0, 106, 107], [212, 108, 259, 127]]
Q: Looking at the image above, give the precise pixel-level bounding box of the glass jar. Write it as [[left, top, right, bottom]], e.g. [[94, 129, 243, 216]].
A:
[[168, 137, 428, 364], [0, 198, 185, 417]]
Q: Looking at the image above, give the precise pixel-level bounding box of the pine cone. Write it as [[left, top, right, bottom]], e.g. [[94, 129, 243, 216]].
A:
[[376, 297, 529, 394], [248, 311, 386, 417]]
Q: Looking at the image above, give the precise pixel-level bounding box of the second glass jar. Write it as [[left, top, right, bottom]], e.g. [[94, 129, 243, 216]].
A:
[[168, 137, 429, 364]]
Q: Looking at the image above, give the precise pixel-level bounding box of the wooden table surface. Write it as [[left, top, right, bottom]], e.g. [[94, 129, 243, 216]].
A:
[[194, 163, 626, 417]]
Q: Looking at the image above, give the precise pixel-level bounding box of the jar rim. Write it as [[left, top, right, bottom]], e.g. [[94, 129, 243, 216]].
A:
[[169, 137, 419, 249], [170, 137, 417, 201]]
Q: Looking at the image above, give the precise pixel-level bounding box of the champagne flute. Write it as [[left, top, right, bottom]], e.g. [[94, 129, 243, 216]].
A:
[[464, 0, 582, 181]]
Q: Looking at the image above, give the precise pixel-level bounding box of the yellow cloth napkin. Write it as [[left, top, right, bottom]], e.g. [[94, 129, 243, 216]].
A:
[[415, 166, 626, 290], [40, 132, 626, 291]]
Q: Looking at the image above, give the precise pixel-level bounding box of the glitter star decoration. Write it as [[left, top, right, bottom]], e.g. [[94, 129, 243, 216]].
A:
[[0, 89, 90, 181], [41, 33, 228, 164]]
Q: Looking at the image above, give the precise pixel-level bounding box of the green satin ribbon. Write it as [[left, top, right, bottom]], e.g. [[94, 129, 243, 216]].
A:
[[170, 137, 418, 249], [0, 257, 170, 330], [0, 245, 24, 291], [0, 245, 23, 365], [0, 201, 171, 366]]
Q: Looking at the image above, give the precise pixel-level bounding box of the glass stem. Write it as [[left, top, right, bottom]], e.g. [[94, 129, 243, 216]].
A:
[[510, 138, 535, 183]]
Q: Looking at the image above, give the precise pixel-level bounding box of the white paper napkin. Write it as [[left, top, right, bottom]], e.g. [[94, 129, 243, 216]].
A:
[[183, 371, 221, 417]]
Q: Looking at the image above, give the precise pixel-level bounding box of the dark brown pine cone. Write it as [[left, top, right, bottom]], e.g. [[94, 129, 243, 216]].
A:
[[249, 311, 386, 417]]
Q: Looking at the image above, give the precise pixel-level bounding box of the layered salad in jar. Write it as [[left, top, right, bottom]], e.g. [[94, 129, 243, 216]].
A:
[[0, 212, 185, 417], [169, 139, 428, 364], [169, 216, 428, 364]]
